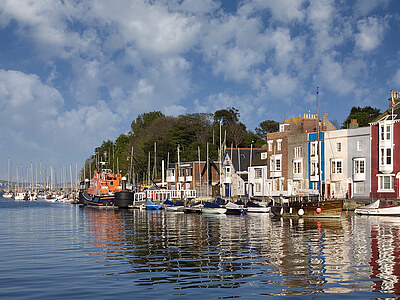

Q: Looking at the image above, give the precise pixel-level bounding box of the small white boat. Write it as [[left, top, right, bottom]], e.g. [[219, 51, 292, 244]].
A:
[[2, 192, 13, 199], [201, 202, 226, 214], [355, 199, 400, 216], [14, 192, 26, 201]]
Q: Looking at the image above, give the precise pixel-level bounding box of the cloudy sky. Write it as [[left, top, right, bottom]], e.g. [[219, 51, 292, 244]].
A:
[[0, 0, 399, 180]]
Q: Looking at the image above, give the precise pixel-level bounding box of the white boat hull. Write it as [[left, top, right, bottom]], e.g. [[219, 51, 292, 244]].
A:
[[202, 208, 227, 214]]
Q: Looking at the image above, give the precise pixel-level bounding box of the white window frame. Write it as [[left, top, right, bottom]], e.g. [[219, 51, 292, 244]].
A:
[[254, 168, 262, 179], [331, 159, 343, 174], [293, 161, 302, 174], [377, 175, 395, 192], [353, 158, 365, 175], [268, 140, 273, 151], [277, 139, 282, 151], [357, 140, 362, 151], [294, 146, 303, 158], [261, 152, 267, 160]]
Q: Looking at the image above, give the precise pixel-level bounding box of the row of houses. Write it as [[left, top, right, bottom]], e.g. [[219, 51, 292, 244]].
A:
[[165, 91, 400, 201]]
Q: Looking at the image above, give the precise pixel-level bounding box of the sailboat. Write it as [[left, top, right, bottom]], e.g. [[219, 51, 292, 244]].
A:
[[270, 88, 343, 218], [3, 159, 13, 198]]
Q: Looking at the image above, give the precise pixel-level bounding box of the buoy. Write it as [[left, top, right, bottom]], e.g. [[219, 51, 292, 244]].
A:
[[316, 207, 322, 213], [298, 208, 304, 216], [280, 208, 284, 215]]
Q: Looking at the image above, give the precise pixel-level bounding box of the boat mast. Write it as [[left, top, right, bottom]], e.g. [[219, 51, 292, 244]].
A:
[[316, 87, 321, 201]]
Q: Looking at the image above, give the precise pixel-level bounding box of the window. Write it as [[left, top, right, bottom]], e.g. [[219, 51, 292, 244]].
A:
[[380, 147, 393, 166], [311, 161, 318, 176], [225, 166, 231, 176], [179, 168, 185, 177], [270, 156, 281, 172], [354, 159, 365, 174], [261, 152, 267, 160], [331, 160, 343, 174], [354, 182, 365, 194], [293, 161, 302, 174], [380, 123, 392, 141], [277, 139, 282, 151], [336, 142, 342, 152], [255, 183, 261, 192], [357, 140, 362, 151], [167, 169, 175, 177], [294, 146, 303, 158], [268, 141, 273, 151], [311, 142, 317, 156], [378, 175, 394, 191], [254, 168, 262, 179], [186, 168, 192, 176]]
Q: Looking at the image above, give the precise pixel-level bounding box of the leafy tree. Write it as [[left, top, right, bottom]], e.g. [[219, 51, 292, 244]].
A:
[[255, 120, 279, 139], [213, 107, 240, 126], [342, 106, 381, 128], [227, 122, 246, 147], [131, 111, 164, 136]]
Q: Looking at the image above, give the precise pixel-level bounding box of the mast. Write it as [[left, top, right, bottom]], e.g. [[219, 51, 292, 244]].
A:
[[316, 87, 321, 200]]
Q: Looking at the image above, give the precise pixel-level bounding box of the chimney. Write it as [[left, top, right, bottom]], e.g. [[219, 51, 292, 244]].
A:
[[349, 119, 358, 129]]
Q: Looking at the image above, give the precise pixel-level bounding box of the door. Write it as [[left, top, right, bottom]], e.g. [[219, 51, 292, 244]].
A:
[[225, 183, 231, 197]]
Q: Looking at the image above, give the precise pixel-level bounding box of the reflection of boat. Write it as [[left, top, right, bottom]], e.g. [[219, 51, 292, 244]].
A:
[[225, 202, 247, 215], [144, 199, 162, 210], [355, 199, 400, 216], [85, 169, 122, 208], [271, 196, 343, 218], [201, 201, 227, 214]]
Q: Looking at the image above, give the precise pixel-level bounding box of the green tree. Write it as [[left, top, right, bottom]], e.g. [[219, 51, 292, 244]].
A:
[[255, 120, 279, 139], [131, 111, 164, 136], [213, 107, 240, 126], [342, 106, 381, 128]]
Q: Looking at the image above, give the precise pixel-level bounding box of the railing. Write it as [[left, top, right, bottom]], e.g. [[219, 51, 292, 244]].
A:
[[133, 189, 197, 203]]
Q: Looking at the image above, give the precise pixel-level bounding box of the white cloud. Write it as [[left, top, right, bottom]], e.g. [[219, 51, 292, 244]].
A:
[[354, 0, 391, 16], [163, 104, 187, 117], [355, 16, 388, 52]]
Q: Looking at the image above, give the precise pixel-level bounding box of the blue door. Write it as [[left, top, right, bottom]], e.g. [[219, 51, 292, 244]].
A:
[[225, 184, 231, 197]]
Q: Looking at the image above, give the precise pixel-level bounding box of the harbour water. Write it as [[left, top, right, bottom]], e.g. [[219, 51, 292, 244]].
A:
[[0, 195, 399, 299]]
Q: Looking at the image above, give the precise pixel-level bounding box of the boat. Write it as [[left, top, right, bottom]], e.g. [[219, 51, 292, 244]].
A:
[[183, 202, 203, 213], [201, 201, 227, 214], [163, 199, 184, 211], [84, 169, 122, 208], [144, 199, 162, 210], [355, 199, 400, 216], [14, 192, 26, 201], [2, 192, 13, 199], [270, 196, 343, 218], [246, 201, 270, 213], [225, 202, 247, 215]]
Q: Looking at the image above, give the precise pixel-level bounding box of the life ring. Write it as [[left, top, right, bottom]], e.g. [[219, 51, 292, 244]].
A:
[[316, 207, 322, 213], [298, 208, 304, 216]]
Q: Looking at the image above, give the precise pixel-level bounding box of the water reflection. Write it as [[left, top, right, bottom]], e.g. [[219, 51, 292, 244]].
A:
[[81, 207, 400, 297]]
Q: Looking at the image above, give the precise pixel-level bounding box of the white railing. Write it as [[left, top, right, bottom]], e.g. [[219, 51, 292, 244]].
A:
[[133, 189, 197, 203]]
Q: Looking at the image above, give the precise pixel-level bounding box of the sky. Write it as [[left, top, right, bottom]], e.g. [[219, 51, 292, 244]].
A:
[[0, 0, 400, 181]]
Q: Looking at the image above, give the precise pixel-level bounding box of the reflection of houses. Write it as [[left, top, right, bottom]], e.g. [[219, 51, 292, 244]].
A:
[[324, 124, 370, 199], [267, 113, 336, 197], [166, 161, 220, 197], [221, 148, 264, 198], [370, 91, 400, 199]]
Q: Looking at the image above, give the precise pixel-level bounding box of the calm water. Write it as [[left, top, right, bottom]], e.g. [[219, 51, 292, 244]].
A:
[[0, 196, 399, 299]]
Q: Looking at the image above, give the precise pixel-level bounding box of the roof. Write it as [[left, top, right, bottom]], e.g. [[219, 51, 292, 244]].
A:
[[224, 148, 265, 171], [249, 152, 268, 167]]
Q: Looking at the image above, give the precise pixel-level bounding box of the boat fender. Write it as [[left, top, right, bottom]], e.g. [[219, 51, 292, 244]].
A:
[[316, 207, 322, 213], [298, 208, 304, 216], [289, 207, 293, 214], [280, 208, 284, 216]]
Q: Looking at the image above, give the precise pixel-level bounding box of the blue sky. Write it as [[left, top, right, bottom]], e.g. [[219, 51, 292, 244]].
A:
[[0, 0, 399, 180]]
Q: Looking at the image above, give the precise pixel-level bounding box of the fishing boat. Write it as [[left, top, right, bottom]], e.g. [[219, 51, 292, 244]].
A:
[[225, 202, 247, 215], [84, 169, 122, 208], [144, 199, 162, 210], [355, 199, 400, 216], [201, 201, 227, 214], [270, 196, 343, 218]]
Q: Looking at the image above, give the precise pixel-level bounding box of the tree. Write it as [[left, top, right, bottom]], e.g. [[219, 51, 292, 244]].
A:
[[255, 120, 279, 139], [213, 107, 240, 126], [342, 106, 381, 128], [131, 111, 164, 136]]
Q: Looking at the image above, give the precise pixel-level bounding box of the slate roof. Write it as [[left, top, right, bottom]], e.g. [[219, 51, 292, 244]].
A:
[[224, 148, 265, 172]]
